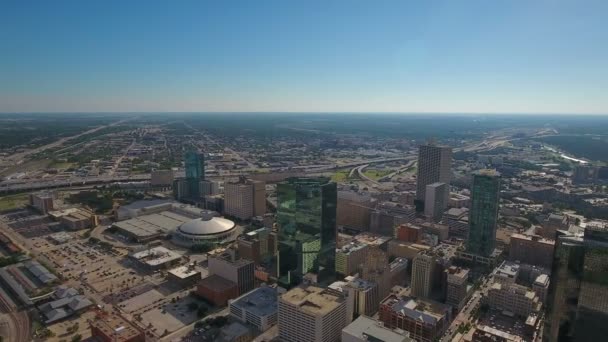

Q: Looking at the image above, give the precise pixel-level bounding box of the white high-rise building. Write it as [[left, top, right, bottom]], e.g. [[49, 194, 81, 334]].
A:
[[424, 182, 447, 222], [278, 286, 348, 342], [416, 144, 452, 207], [224, 177, 266, 220]]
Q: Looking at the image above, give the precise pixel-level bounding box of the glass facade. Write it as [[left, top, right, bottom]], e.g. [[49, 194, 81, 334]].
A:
[[276, 177, 337, 287], [466, 170, 500, 257], [185, 151, 204, 199], [544, 227, 608, 341]]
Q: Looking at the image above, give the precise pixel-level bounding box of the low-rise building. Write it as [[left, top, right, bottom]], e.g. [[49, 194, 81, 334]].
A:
[[197, 274, 239, 306], [342, 315, 414, 342], [229, 285, 278, 332], [129, 246, 182, 270], [166, 264, 201, 286], [378, 295, 451, 342], [395, 224, 421, 243], [91, 313, 144, 342], [39, 287, 93, 323], [486, 282, 541, 318], [388, 240, 430, 259]]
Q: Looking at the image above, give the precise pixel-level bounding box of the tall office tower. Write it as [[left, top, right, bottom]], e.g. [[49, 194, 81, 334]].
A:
[[278, 285, 348, 342], [415, 144, 452, 208], [466, 169, 500, 257], [544, 225, 608, 341], [224, 177, 266, 220], [411, 252, 436, 298], [424, 182, 448, 222], [276, 177, 337, 287], [185, 150, 205, 199]]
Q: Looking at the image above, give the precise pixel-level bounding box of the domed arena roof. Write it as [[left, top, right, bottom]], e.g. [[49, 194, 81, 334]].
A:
[[177, 216, 236, 236]]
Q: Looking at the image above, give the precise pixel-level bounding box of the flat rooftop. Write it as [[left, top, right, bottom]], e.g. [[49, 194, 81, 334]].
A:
[[511, 233, 555, 245], [113, 210, 192, 238], [343, 316, 413, 342], [496, 261, 520, 278], [167, 265, 200, 279], [130, 246, 182, 266], [231, 286, 277, 317], [200, 274, 236, 291], [381, 295, 449, 325], [336, 241, 367, 254], [92, 314, 142, 341], [280, 286, 343, 316], [353, 232, 392, 246]]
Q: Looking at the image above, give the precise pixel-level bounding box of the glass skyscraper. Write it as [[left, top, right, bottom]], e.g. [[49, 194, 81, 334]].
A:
[[544, 226, 608, 341], [184, 150, 204, 199], [466, 169, 500, 257], [276, 177, 337, 287]]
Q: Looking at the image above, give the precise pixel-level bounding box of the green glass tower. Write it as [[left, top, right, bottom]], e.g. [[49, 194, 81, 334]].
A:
[[544, 226, 608, 341], [276, 177, 337, 287], [184, 150, 204, 199], [466, 169, 500, 257]]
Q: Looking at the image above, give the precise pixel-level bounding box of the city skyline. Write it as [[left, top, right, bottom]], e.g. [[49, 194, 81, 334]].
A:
[[2, 1, 608, 114]]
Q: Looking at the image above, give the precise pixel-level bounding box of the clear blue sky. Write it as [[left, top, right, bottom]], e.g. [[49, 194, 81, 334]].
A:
[[1, 0, 607, 114]]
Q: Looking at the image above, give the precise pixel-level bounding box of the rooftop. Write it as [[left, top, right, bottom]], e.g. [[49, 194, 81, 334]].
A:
[[177, 216, 235, 236], [534, 274, 549, 287], [336, 241, 368, 254], [352, 232, 392, 246], [474, 169, 500, 177], [230, 285, 277, 317], [199, 274, 237, 291], [510, 233, 555, 246], [167, 264, 200, 279], [495, 261, 520, 278], [113, 210, 192, 238], [280, 286, 344, 316], [118, 199, 175, 210], [381, 295, 450, 325], [92, 314, 143, 341], [342, 316, 413, 342], [130, 246, 182, 266]]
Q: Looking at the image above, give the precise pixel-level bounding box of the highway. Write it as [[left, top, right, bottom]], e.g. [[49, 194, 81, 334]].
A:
[[0, 156, 418, 194]]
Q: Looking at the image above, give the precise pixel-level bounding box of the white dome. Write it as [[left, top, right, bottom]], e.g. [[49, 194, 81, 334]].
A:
[[177, 217, 235, 236]]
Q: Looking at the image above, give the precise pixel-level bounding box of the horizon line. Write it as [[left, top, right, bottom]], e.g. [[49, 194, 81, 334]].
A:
[[1, 111, 608, 116]]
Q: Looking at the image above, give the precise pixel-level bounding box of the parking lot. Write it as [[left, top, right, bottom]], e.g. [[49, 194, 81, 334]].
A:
[[36, 237, 151, 300], [478, 309, 529, 339], [1, 209, 59, 238], [119, 287, 203, 337]]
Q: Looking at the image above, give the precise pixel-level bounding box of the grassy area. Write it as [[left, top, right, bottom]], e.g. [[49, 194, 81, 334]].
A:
[[49, 161, 75, 169], [0, 193, 29, 211], [363, 169, 393, 180], [331, 170, 351, 182]]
